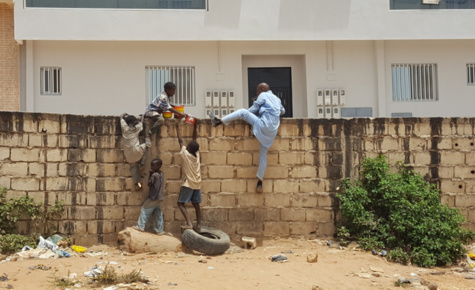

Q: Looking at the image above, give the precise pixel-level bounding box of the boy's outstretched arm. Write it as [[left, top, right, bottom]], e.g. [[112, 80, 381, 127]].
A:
[[120, 112, 127, 119], [192, 120, 198, 141], [176, 123, 184, 148]]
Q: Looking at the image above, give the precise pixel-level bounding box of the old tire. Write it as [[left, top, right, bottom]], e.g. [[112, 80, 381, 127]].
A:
[[181, 226, 230, 255]]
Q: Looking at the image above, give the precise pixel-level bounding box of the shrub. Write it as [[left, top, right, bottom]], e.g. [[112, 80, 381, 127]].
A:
[[337, 155, 475, 267], [0, 234, 36, 253]]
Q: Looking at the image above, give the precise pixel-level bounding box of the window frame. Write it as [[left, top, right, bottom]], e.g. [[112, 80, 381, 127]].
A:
[[40, 67, 62, 96], [391, 63, 439, 102]]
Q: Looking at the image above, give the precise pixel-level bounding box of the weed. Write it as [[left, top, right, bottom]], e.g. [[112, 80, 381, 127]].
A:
[[0, 234, 36, 254], [95, 265, 149, 286], [49, 269, 77, 290], [337, 155, 475, 267]]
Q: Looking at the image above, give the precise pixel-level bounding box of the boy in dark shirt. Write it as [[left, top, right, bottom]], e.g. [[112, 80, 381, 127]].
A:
[[133, 158, 166, 235]]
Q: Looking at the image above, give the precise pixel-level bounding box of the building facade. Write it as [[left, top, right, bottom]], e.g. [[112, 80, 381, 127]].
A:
[[0, 1, 20, 111], [12, 0, 475, 118]]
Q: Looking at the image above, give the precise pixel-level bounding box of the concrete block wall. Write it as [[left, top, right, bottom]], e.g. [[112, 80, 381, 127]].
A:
[[0, 3, 20, 111], [1, 112, 475, 246]]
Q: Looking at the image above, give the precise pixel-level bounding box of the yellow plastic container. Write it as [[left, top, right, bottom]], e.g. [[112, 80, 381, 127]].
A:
[[72, 245, 86, 253], [174, 105, 185, 113], [162, 111, 173, 118]]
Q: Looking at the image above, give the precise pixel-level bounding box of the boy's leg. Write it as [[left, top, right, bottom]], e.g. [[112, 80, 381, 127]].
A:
[[130, 162, 142, 190], [138, 148, 148, 178], [256, 144, 269, 193], [221, 108, 258, 126], [177, 202, 192, 228], [152, 201, 164, 233], [192, 203, 201, 233], [136, 199, 154, 230]]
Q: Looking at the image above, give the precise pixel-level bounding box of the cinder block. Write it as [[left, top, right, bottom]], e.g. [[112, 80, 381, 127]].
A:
[[300, 179, 328, 193], [44, 135, 58, 148], [292, 166, 317, 178], [304, 152, 316, 165], [414, 153, 430, 165], [388, 152, 407, 165], [306, 209, 333, 223], [263, 222, 290, 236], [269, 138, 290, 151], [123, 206, 142, 220], [11, 178, 40, 191], [89, 136, 116, 149], [116, 192, 144, 206], [27, 191, 45, 204], [208, 193, 236, 207], [252, 152, 278, 166], [28, 134, 42, 147], [409, 138, 428, 151], [453, 138, 475, 151], [438, 166, 454, 178], [264, 193, 291, 207], [73, 235, 99, 247], [0, 162, 28, 176], [95, 192, 117, 206], [228, 208, 254, 221], [278, 124, 300, 137], [318, 166, 342, 179], [440, 193, 456, 207], [440, 152, 465, 165], [292, 194, 318, 207], [21, 119, 38, 133], [159, 138, 181, 152], [67, 149, 96, 163], [254, 208, 280, 221], [235, 139, 260, 151], [11, 148, 40, 162], [247, 180, 272, 193], [222, 180, 247, 193], [88, 164, 116, 177], [412, 122, 432, 137], [274, 180, 298, 193], [46, 177, 88, 191], [201, 208, 228, 221], [236, 193, 264, 207], [166, 180, 182, 194], [102, 233, 119, 246], [209, 139, 234, 151], [223, 124, 248, 137], [316, 222, 336, 237], [70, 207, 96, 220], [72, 221, 88, 234], [39, 119, 60, 134], [236, 167, 258, 179], [227, 152, 253, 165], [46, 149, 67, 162], [158, 152, 173, 165], [0, 133, 28, 147], [291, 222, 317, 236], [0, 147, 9, 160], [317, 138, 340, 151], [436, 138, 453, 150], [96, 178, 124, 192], [200, 152, 227, 165], [162, 166, 181, 180], [100, 206, 124, 220], [236, 223, 263, 236], [281, 208, 306, 221], [0, 177, 11, 189], [29, 163, 45, 177], [208, 166, 234, 179], [263, 166, 288, 179], [59, 135, 88, 149], [279, 152, 305, 165], [377, 137, 400, 151], [58, 163, 88, 177], [316, 193, 333, 207], [466, 152, 475, 164]]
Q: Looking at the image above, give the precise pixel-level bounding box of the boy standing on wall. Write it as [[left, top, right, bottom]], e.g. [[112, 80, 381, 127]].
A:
[[175, 121, 202, 232], [120, 113, 151, 191]]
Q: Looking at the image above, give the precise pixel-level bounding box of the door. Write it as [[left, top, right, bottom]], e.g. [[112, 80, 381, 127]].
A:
[[247, 67, 293, 117]]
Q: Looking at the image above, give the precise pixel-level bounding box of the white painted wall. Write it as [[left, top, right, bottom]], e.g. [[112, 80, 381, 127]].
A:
[[15, 0, 475, 42]]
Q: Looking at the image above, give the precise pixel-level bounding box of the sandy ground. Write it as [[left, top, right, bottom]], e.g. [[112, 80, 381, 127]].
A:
[[0, 238, 475, 290]]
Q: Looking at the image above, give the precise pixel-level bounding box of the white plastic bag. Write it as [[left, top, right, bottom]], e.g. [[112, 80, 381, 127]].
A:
[[37, 236, 58, 251]]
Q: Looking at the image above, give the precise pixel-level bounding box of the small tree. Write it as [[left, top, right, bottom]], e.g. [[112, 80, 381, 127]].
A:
[[337, 155, 475, 267]]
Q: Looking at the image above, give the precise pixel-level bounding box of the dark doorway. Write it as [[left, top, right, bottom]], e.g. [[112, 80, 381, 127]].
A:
[[248, 67, 293, 117]]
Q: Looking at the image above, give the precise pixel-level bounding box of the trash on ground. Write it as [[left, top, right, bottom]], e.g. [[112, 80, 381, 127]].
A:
[[21, 246, 33, 252], [83, 266, 103, 278], [307, 253, 318, 263], [271, 254, 288, 262], [241, 236, 257, 249], [0, 273, 8, 281], [37, 236, 58, 252], [29, 264, 51, 270], [168, 282, 177, 286], [55, 250, 71, 258], [208, 266, 214, 270], [281, 250, 294, 254], [46, 234, 63, 245], [72, 245, 86, 253]]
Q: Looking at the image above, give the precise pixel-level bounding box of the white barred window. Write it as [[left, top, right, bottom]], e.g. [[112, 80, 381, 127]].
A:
[[392, 63, 438, 101], [467, 64, 475, 86], [40, 67, 62, 95], [146, 66, 196, 106]]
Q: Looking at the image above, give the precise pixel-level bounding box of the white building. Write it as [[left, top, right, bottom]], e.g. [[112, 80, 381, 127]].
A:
[[13, 0, 475, 118]]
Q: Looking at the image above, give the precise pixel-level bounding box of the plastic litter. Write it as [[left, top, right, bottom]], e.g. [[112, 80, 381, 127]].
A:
[[72, 245, 85, 253], [46, 234, 63, 245], [83, 267, 103, 278], [380, 250, 387, 257], [0, 273, 8, 281], [21, 246, 33, 251], [168, 282, 178, 286], [271, 254, 288, 262], [29, 264, 51, 270], [55, 250, 71, 258], [37, 236, 58, 251], [208, 266, 214, 270]]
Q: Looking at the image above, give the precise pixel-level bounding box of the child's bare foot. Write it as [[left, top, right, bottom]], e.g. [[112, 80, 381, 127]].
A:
[[193, 224, 202, 233]]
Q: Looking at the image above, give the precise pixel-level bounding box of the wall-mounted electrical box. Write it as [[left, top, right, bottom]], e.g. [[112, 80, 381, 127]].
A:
[[332, 89, 339, 105], [339, 89, 346, 105], [325, 107, 332, 118], [221, 109, 228, 117], [324, 89, 331, 106], [220, 91, 228, 107], [205, 90, 212, 107], [213, 91, 220, 107], [214, 108, 220, 118], [206, 108, 212, 118], [228, 91, 235, 107], [332, 107, 341, 118], [317, 90, 324, 106], [317, 107, 324, 118]]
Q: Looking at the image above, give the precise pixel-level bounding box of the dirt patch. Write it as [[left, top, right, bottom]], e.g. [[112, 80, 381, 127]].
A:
[[0, 239, 474, 289]]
